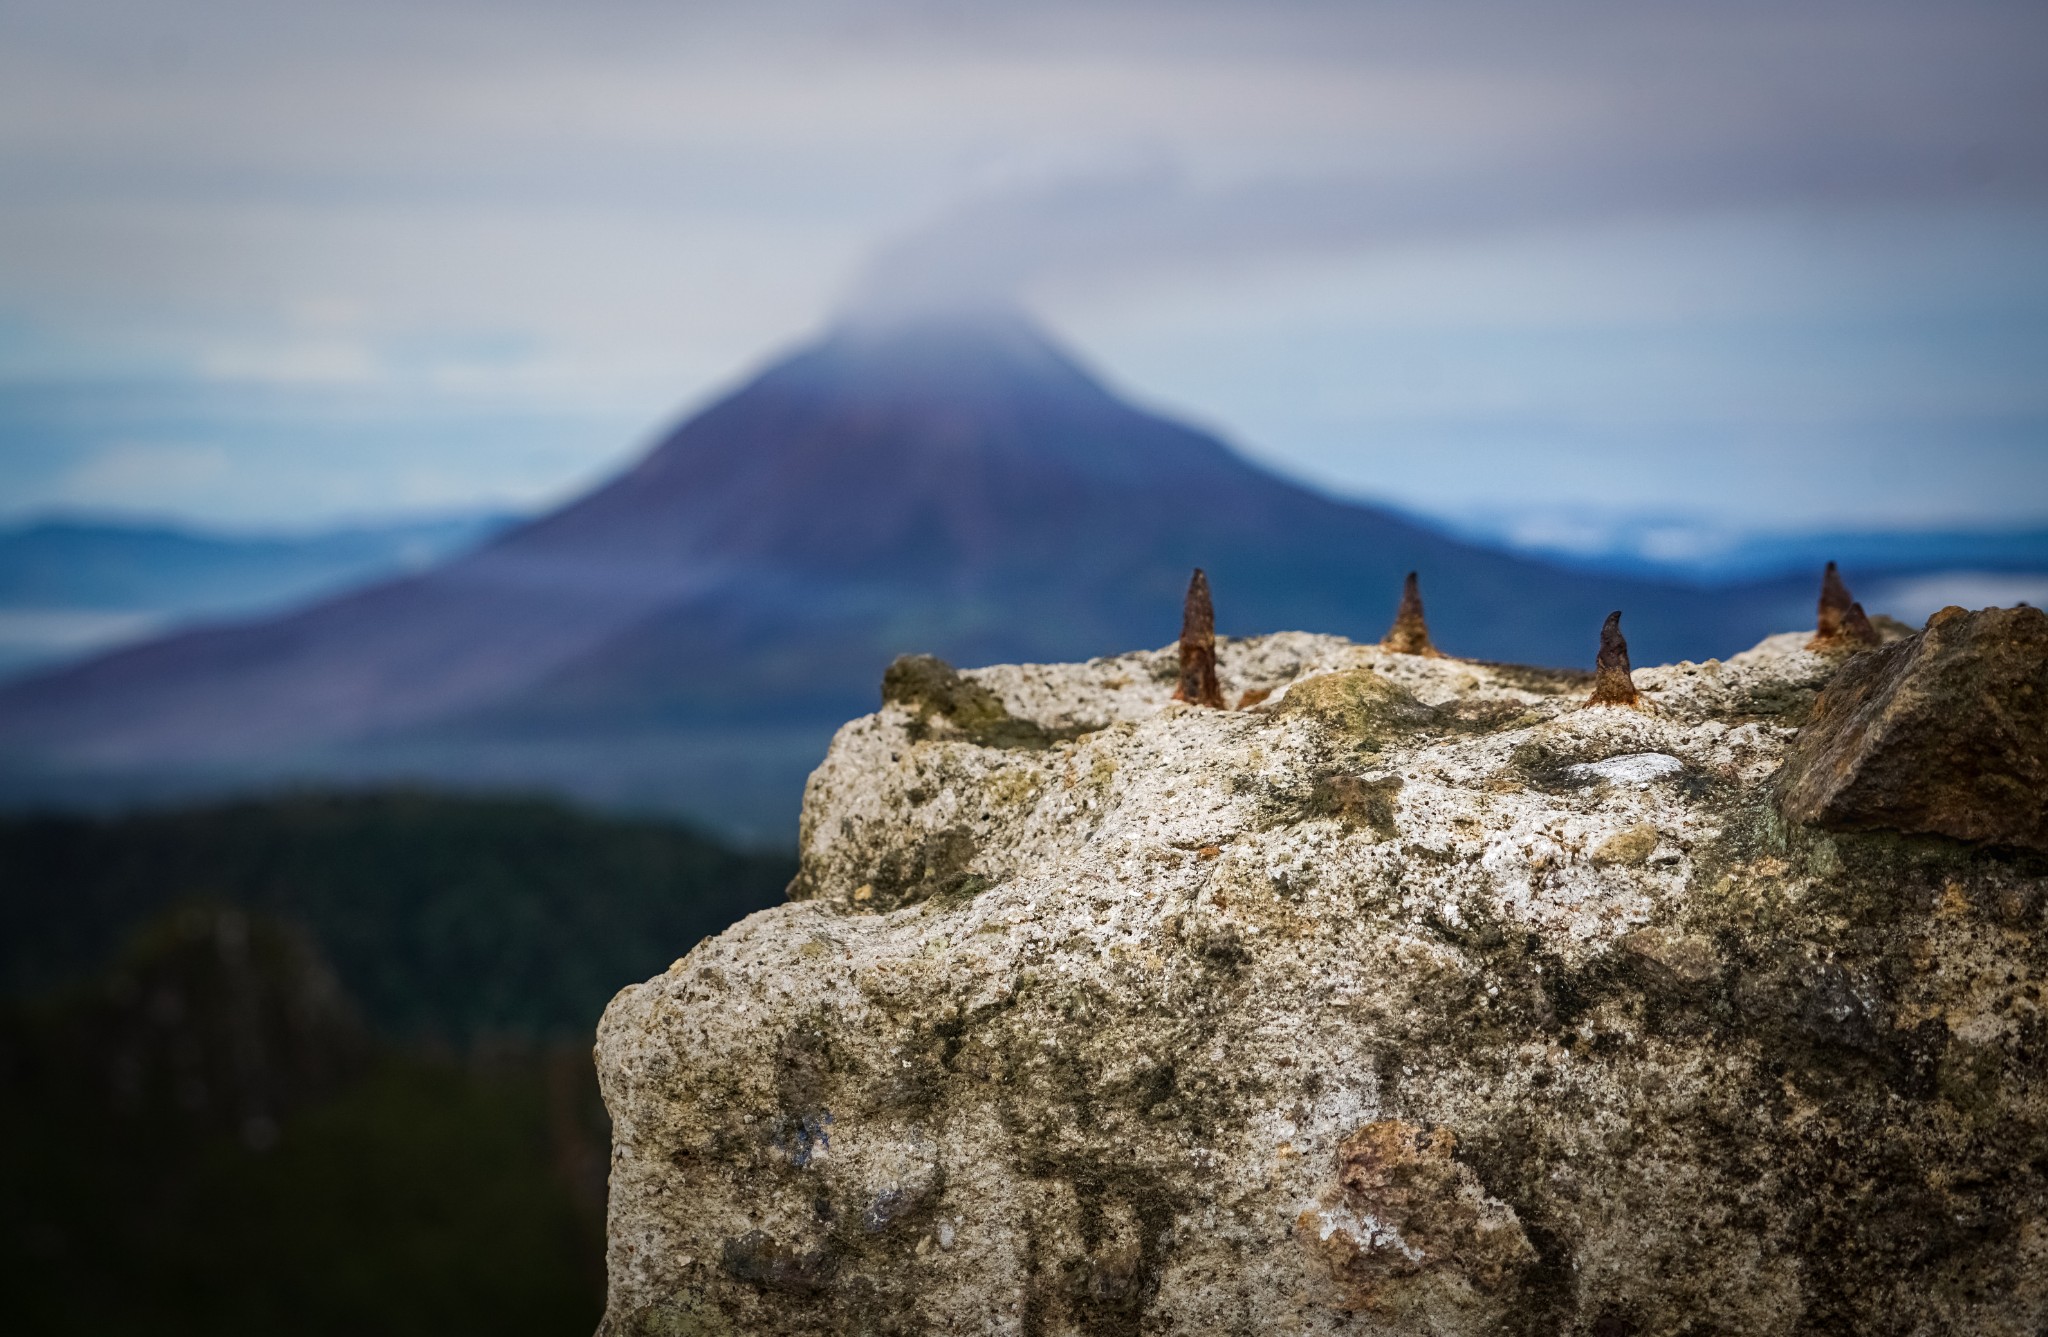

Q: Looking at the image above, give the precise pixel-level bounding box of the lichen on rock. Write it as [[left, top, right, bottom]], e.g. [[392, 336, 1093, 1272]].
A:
[[598, 612, 2048, 1336]]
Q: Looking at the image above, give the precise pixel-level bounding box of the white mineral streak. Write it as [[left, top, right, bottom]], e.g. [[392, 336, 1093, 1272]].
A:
[[1564, 752, 1685, 785], [595, 628, 2048, 1336]]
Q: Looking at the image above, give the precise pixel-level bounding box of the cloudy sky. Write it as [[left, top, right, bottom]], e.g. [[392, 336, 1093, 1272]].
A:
[[2, 0, 2044, 534]]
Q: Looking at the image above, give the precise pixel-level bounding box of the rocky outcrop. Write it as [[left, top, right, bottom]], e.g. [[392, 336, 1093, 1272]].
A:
[[1779, 603, 2048, 852], [596, 615, 2048, 1336]]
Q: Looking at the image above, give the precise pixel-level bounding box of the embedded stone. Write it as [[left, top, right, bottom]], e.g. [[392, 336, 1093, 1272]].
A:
[[1296, 1119, 1535, 1317], [1591, 822, 1661, 866]]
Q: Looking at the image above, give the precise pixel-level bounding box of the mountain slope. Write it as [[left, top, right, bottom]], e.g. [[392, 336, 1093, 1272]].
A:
[[0, 312, 1819, 836]]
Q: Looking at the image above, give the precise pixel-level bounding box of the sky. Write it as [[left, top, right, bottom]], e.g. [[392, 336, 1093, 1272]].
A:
[[1, 0, 2045, 536]]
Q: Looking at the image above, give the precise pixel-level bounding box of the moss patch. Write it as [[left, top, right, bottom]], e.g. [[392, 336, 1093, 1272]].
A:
[[862, 824, 997, 911], [1274, 669, 1434, 747], [882, 655, 1088, 750]]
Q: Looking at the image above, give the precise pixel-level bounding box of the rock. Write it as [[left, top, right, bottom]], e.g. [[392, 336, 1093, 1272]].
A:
[[597, 627, 2048, 1336], [1590, 822, 1661, 867], [1779, 604, 2048, 852]]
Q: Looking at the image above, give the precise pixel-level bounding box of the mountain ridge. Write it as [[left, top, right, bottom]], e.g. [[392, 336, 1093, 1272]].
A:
[[0, 511, 512, 679]]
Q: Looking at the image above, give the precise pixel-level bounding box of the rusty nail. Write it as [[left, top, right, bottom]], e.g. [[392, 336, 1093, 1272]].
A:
[[1381, 571, 1441, 657], [1586, 610, 1642, 708], [1173, 567, 1225, 709], [1808, 562, 1882, 650]]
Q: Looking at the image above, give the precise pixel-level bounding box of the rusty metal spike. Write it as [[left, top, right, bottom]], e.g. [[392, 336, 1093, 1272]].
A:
[[1586, 609, 1642, 708], [1808, 562, 1879, 650], [1380, 571, 1440, 657], [1815, 561, 1852, 639], [1172, 567, 1225, 709]]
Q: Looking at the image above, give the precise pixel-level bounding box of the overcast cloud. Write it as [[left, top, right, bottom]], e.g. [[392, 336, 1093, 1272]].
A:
[[0, 0, 2043, 529]]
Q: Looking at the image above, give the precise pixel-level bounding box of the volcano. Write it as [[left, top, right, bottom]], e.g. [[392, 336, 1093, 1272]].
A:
[[0, 311, 1811, 837]]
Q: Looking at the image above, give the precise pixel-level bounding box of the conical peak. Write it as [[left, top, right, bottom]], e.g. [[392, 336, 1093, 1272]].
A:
[[531, 300, 1271, 573], [771, 306, 1116, 410]]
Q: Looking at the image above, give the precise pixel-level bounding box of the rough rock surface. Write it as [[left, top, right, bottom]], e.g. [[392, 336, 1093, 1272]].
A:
[[596, 621, 2048, 1336], [1780, 604, 2048, 853]]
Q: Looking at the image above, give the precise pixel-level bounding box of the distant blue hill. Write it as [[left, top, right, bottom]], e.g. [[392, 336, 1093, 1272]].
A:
[[1437, 508, 2048, 586], [0, 512, 514, 677]]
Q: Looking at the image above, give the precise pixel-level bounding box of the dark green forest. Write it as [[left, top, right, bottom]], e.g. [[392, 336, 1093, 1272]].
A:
[[0, 791, 794, 1335]]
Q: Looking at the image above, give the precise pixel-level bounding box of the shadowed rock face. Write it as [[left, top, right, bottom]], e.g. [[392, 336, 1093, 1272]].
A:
[[1780, 604, 2048, 853], [596, 623, 2048, 1336]]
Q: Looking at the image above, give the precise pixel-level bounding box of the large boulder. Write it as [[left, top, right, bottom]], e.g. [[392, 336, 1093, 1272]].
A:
[[1779, 604, 2048, 852], [596, 626, 2048, 1336]]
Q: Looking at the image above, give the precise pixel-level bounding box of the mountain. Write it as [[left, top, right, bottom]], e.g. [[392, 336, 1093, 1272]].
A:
[[0, 311, 1829, 839], [0, 512, 513, 679]]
